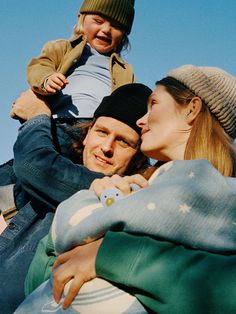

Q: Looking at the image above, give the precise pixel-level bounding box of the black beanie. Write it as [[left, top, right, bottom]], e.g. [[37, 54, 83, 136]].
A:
[[94, 83, 152, 135]]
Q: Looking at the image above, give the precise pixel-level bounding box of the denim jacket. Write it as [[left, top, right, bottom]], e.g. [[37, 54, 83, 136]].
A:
[[13, 115, 104, 210], [0, 115, 103, 314]]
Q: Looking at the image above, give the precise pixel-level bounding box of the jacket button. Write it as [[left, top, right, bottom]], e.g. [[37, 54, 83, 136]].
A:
[[113, 78, 116, 85], [8, 222, 16, 230]]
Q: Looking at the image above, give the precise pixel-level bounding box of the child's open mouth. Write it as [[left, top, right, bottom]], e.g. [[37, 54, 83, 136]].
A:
[[96, 35, 112, 45]]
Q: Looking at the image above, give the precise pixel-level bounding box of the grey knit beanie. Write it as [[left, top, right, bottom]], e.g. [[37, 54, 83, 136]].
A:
[[80, 0, 135, 34], [168, 64, 236, 138]]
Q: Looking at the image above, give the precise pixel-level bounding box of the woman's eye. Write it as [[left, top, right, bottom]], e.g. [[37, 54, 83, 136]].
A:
[[149, 99, 158, 109]]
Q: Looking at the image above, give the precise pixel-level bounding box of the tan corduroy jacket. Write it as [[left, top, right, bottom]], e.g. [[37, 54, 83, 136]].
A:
[[27, 35, 135, 95]]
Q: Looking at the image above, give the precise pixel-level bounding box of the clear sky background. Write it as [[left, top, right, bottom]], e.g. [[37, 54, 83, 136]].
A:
[[1, 0, 236, 164]]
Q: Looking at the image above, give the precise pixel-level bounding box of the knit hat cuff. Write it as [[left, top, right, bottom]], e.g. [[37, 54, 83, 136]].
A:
[[80, 0, 135, 34], [168, 65, 236, 138]]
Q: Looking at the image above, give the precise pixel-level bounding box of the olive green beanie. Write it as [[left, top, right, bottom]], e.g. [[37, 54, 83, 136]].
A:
[[168, 64, 236, 138], [80, 0, 135, 34]]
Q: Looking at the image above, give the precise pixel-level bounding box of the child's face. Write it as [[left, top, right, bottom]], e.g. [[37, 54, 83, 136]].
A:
[[83, 14, 125, 54]]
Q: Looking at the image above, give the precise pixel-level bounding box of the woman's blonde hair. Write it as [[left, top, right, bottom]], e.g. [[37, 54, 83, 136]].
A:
[[156, 77, 236, 177], [70, 14, 130, 53]]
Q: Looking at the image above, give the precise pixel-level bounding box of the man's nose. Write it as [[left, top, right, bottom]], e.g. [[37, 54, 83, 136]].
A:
[[100, 137, 114, 157]]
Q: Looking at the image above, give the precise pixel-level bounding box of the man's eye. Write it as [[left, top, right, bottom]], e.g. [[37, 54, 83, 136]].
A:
[[96, 129, 107, 136], [117, 139, 130, 148]]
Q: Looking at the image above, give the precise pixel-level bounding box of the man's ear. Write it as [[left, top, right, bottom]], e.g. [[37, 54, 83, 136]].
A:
[[186, 97, 202, 125], [83, 129, 90, 146]]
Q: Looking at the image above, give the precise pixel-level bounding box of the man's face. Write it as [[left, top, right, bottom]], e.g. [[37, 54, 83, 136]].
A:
[[83, 117, 140, 175]]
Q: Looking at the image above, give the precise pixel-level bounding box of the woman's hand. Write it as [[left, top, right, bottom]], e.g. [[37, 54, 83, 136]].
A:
[[52, 238, 103, 309], [90, 174, 148, 198], [10, 89, 51, 121]]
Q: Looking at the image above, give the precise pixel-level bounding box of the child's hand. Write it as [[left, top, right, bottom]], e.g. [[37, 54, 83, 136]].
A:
[[90, 174, 148, 198], [44, 73, 69, 93]]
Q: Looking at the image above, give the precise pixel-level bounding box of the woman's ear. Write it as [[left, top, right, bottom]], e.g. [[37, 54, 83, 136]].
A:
[[186, 97, 202, 125]]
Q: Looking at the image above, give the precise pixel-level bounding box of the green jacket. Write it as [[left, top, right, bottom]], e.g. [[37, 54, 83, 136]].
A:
[[25, 231, 236, 313], [27, 35, 135, 95], [97, 231, 236, 314], [24, 233, 55, 296]]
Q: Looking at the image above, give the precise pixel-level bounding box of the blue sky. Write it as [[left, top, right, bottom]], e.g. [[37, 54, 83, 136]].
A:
[[1, 0, 236, 163]]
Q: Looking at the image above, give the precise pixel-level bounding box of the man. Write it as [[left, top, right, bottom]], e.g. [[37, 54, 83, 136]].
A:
[[0, 83, 151, 313]]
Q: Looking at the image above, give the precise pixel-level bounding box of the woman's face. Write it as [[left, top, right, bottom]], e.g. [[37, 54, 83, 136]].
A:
[[137, 85, 191, 161]]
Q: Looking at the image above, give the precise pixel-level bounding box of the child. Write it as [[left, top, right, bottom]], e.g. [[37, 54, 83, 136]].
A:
[[0, 0, 136, 225], [1, 0, 136, 186], [25, 0, 136, 157]]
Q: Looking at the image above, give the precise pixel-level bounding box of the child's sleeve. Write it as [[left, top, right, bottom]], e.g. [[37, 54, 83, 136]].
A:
[[26, 39, 70, 95]]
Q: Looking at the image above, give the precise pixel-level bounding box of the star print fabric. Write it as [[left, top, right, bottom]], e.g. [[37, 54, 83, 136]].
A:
[[52, 159, 236, 255]]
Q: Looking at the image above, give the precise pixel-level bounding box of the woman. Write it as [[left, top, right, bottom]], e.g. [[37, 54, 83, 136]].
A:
[[15, 64, 236, 313]]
